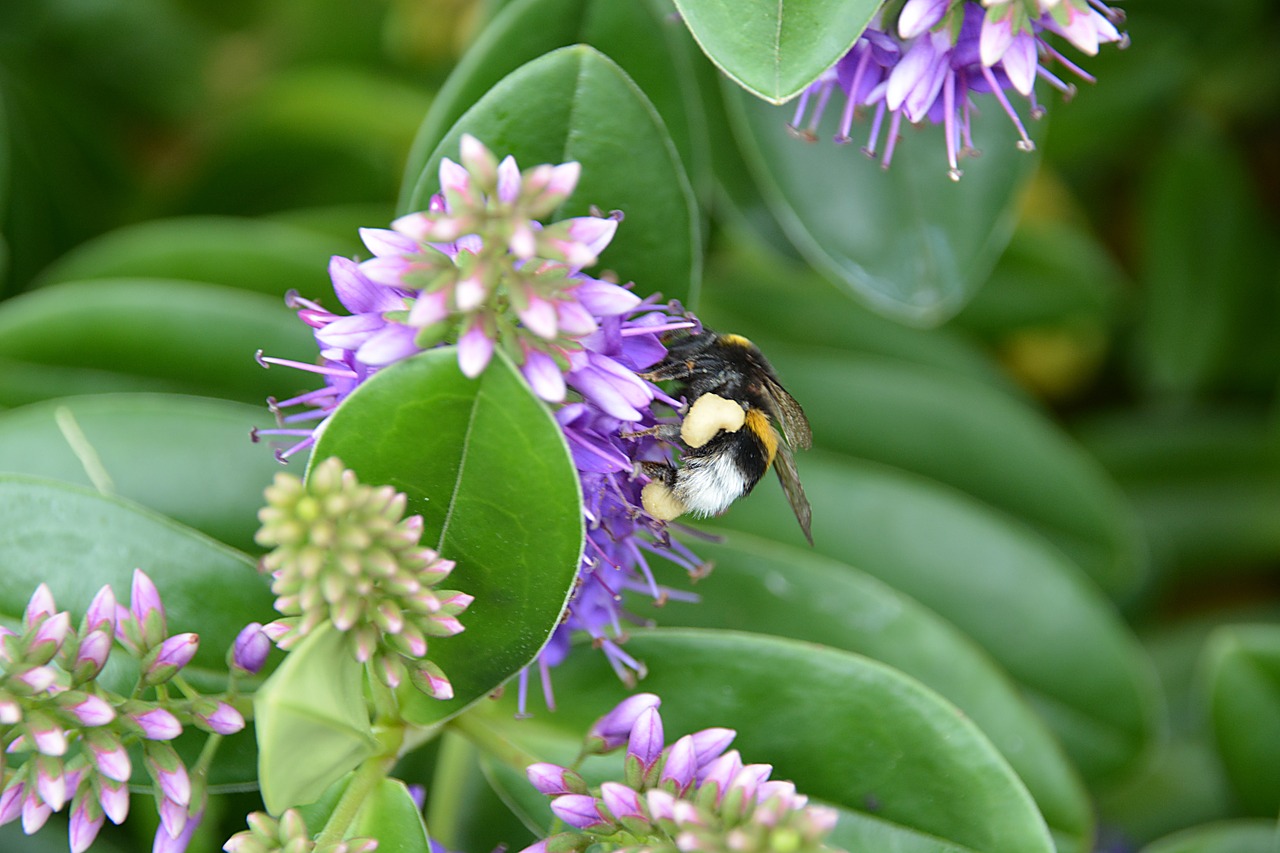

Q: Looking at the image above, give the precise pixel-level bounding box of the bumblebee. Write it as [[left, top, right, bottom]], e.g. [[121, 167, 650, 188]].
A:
[[633, 330, 813, 544]]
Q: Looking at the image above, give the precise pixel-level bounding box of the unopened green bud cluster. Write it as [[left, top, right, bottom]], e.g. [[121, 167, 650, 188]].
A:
[[256, 457, 471, 698], [223, 808, 377, 853]]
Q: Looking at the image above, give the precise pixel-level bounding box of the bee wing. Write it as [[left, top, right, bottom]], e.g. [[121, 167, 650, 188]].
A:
[[772, 439, 814, 546], [763, 376, 812, 450]]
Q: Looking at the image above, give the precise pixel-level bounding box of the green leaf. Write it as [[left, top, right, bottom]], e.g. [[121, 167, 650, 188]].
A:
[[482, 629, 1056, 853], [399, 0, 710, 215], [697, 237, 1019, 392], [755, 344, 1144, 597], [0, 393, 289, 553], [0, 475, 274, 786], [726, 80, 1040, 324], [671, 0, 878, 103], [1203, 624, 1280, 815], [712, 451, 1160, 787], [663, 533, 1092, 853], [311, 347, 582, 727], [1134, 124, 1279, 399], [350, 779, 432, 853], [0, 279, 315, 407], [32, 216, 342, 298], [1140, 820, 1280, 853], [0, 475, 272, 679], [402, 45, 700, 304], [254, 623, 377, 813]]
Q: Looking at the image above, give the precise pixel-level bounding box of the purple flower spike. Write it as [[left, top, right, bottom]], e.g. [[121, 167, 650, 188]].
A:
[[660, 735, 698, 791], [69, 797, 105, 853], [527, 763, 585, 797], [66, 693, 115, 727], [231, 622, 270, 675], [458, 322, 495, 378], [600, 782, 644, 822], [83, 585, 118, 634], [588, 693, 662, 750], [154, 806, 202, 852], [144, 633, 200, 685], [24, 584, 57, 626], [0, 784, 22, 826], [29, 611, 72, 663], [550, 794, 607, 829], [22, 790, 53, 834], [72, 630, 113, 683], [98, 779, 130, 824], [131, 708, 183, 741], [88, 731, 132, 781], [196, 701, 245, 735], [688, 728, 736, 769], [628, 706, 665, 769], [129, 570, 167, 650]]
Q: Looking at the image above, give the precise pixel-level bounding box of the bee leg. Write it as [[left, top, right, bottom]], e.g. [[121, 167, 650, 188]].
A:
[[639, 471, 687, 522], [620, 423, 683, 442], [638, 359, 697, 383], [679, 393, 745, 448]]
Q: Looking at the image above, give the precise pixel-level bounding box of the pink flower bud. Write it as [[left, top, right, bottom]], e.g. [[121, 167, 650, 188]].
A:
[[550, 794, 606, 829], [231, 623, 270, 675]]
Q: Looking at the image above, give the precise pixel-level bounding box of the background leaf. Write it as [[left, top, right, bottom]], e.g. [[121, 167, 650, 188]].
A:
[[311, 348, 582, 727], [670, 0, 878, 103], [478, 628, 1056, 853], [711, 451, 1160, 787], [401, 45, 700, 305], [727, 80, 1041, 324], [661, 532, 1092, 853], [1140, 820, 1280, 853], [399, 0, 710, 213], [0, 393, 287, 553], [0, 278, 315, 408], [1202, 624, 1280, 815]]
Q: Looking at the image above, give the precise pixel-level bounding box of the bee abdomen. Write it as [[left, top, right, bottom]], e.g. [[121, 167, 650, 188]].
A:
[[674, 430, 769, 517]]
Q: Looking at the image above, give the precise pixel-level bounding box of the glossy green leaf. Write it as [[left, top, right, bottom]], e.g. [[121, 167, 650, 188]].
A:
[[1203, 625, 1280, 815], [756, 344, 1143, 597], [1134, 125, 1278, 399], [713, 451, 1160, 787], [33, 216, 340, 298], [0, 279, 315, 407], [480, 629, 1055, 853], [671, 0, 877, 103], [402, 46, 700, 304], [350, 779, 431, 853], [0, 475, 272, 679], [663, 533, 1091, 853], [1140, 820, 1280, 853], [698, 236, 1019, 393], [255, 623, 377, 813], [727, 80, 1040, 324], [0, 476, 274, 785], [399, 0, 709, 214], [311, 347, 582, 727], [0, 393, 288, 553]]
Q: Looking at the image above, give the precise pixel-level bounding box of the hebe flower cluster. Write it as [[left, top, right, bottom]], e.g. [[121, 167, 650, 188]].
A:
[[522, 695, 838, 853], [0, 572, 248, 853], [790, 0, 1127, 177], [256, 456, 471, 698], [257, 138, 707, 707], [223, 808, 377, 853]]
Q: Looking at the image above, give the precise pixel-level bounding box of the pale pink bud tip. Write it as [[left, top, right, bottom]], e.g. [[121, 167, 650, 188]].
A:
[[199, 702, 246, 735], [70, 694, 116, 727], [550, 794, 606, 829], [25, 584, 57, 625]]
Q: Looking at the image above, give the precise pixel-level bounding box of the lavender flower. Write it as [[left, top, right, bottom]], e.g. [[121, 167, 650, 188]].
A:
[[789, 0, 1127, 178], [0, 575, 248, 853], [256, 456, 471, 698], [257, 137, 710, 710], [521, 695, 837, 853]]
